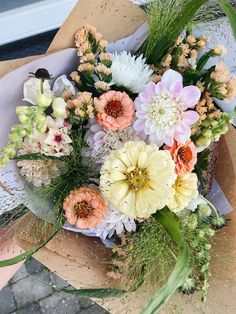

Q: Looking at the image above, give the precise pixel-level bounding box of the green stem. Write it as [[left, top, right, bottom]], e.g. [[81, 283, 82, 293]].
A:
[[40, 79, 44, 94]]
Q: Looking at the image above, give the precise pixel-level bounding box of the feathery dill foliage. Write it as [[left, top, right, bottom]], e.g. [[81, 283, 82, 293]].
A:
[[112, 218, 178, 290]]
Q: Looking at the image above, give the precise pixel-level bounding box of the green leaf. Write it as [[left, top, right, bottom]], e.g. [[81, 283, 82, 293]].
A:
[[141, 207, 194, 314], [0, 220, 63, 267], [141, 243, 194, 314], [12, 153, 61, 161], [154, 207, 183, 245], [216, 0, 236, 40], [145, 0, 236, 65], [145, 0, 207, 64], [32, 276, 127, 298]]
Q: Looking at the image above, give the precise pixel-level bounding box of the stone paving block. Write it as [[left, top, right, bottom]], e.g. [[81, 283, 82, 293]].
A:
[[0, 285, 16, 314], [11, 302, 41, 314], [12, 271, 53, 308], [10, 264, 28, 284], [25, 258, 48, 275], [49, 272, 69, 289], [79, 298, 95, 309], [39, 291, 81, 314], [78, 304, 109, 314]]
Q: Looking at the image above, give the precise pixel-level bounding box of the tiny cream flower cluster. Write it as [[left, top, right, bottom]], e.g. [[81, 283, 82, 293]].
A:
[[161, 35, 211, 70], [192, 92, 230, 148], [17, 144, 68, 187], [210, 62, 236, 101], [72, 26, 112, 93], [74, 25, 107, 57], [67, 92, 96, 119]]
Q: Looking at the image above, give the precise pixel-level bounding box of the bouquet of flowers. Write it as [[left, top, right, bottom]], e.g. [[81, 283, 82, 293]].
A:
[[1, 0, 236, 313]]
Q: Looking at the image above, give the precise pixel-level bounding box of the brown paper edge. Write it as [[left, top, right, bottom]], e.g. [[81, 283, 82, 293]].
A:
[[0, 0, 235, 312]]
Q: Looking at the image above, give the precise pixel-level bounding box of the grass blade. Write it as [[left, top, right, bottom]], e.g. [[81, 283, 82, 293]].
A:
[[141, 243, 194, 314]]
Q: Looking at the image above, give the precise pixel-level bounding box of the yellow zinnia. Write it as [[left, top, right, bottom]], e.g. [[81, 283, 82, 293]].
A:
[[100, 141, 176, 218], [168, 173, 198, 213]]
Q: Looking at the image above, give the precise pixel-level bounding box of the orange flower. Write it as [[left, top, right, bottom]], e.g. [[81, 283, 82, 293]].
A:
[[96, 91, 135, 131], [63, 187, 106, 229], [164, 140, 197, 177]]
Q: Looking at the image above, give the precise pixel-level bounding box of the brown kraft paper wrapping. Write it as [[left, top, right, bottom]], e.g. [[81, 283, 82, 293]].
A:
[[0, 0, 235, 313]]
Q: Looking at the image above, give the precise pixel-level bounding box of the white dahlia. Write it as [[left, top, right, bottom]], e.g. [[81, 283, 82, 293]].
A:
[[100, 141, 176, 218], [111, 52, 153, 94], [94, 204, 136, 239]]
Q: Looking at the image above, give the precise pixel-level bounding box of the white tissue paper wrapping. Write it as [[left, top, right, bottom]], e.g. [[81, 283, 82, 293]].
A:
[[0, 18, 234, 247]]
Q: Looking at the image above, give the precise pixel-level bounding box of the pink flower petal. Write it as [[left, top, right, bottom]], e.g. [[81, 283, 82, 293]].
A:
[[183, 111, 200, 125], [155, 82, 168, 96], [169, 81, 183, 100], [161, 69, 183, 90], [174, 123, 191, 143], [179, 86, 201, 109], [133, 119, 145, 132], [174, 128, 191, 143]]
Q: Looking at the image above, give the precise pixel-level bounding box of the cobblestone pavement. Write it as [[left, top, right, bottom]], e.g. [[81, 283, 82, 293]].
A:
[[0, 258, 109, 314]]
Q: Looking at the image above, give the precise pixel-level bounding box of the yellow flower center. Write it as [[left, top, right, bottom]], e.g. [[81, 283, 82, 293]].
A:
[[126, 167, 150, 191], [172, 177, 182, 192]]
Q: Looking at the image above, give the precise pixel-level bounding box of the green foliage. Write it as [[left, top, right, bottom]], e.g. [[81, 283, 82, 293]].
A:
[[180, 212, 215, 301], [144, 0, 236, 65], [144, 0, 207, 64], [195, 143, 216, 194], [112, 218, 177, 290], [141, 243, 194, 314], [34, 276, 127, 298], [0, 218, 63, 267]]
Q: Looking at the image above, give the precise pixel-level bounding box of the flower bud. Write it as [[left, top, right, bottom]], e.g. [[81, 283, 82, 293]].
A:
[[16, 106, 30, 116], [18, 114, 31, 125], [52, 97, 67, 119], [202, 129, 212, 138], [205, 244, 211, 250], [0, 155, 9, 168], [35, 93, 52, 108], [35, 114, 47, 133], [9, 131, 20, 142], [2, 143, 16, 159], [196, 136, 211, 147], [199, 204, 211, 217], [187, 214, 198, 230]]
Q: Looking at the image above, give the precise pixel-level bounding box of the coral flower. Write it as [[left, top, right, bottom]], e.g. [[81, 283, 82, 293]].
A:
[[63, 187, 106, 229], [96, 90, 135, 131], [164, 140, 197, 177]]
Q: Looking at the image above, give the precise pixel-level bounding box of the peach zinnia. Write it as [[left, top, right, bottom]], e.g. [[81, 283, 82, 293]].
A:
[[63, 187, 106, 229], [164, 140, 197, 177], [96, 90, 135, 131]]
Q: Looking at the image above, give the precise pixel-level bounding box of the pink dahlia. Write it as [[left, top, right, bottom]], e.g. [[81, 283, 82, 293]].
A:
[[164, 140, 197, 177], [133, 69, 201, 146], [96, 90, 135, 131]]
